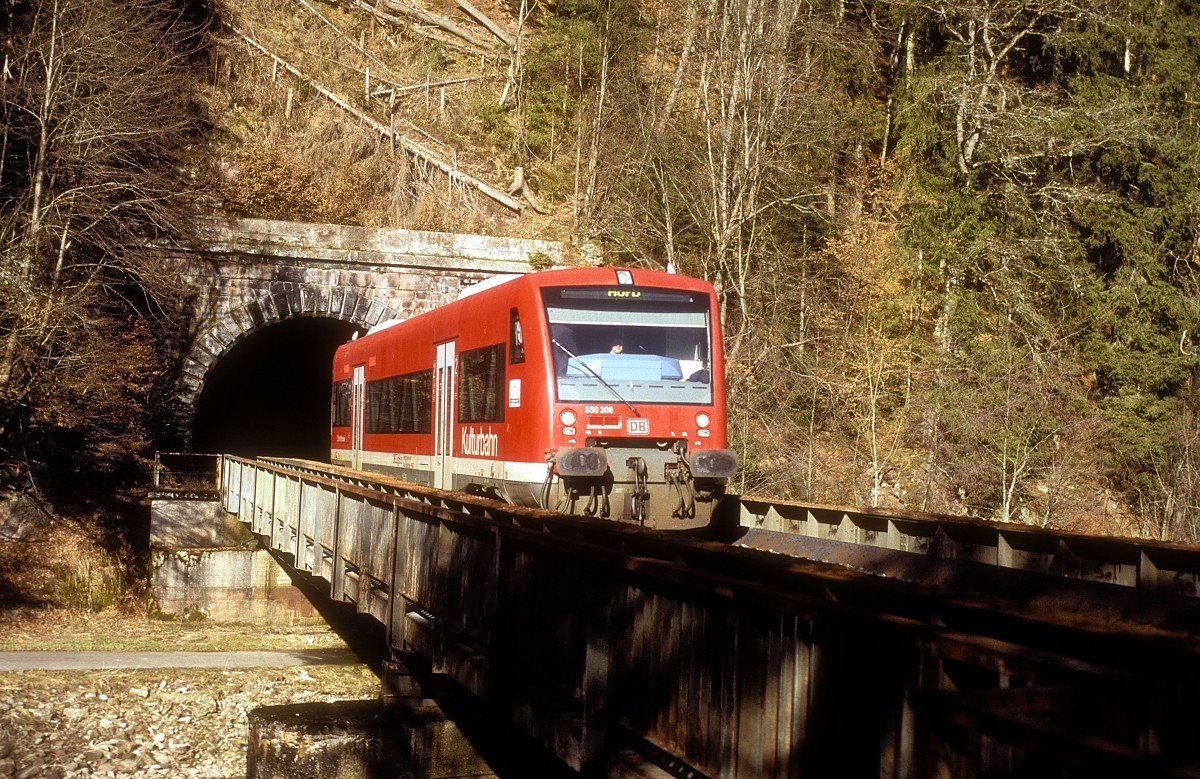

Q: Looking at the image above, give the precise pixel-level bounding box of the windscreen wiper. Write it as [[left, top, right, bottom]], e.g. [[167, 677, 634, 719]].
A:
[[551, 339, 641, 418]]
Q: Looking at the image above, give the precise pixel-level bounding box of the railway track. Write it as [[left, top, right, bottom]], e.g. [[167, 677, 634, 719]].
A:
[[235, 457, 1200, 777]]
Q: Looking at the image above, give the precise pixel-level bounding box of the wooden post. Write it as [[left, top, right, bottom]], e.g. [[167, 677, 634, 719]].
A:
[[389, 91, 396, 155], [365, 67, 371, 102], [579, 580, 614, 777], [286, 87, 294, 120]]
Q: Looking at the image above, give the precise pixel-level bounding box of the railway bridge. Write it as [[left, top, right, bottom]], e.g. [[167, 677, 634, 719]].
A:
[[150, 454, 1200, 778], [155, 217, 562, 450]]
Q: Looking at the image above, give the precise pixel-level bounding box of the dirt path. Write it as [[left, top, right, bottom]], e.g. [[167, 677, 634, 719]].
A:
[[0, 648, 361, 671]]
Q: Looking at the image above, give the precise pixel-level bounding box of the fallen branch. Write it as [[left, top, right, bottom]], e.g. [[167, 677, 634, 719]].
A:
[[296, 0, 402, 84], [456, 0, 515, 48], [228, 24, 522, 213], [507, 166, 548, 214], [383, 74, 490, 95], [372, 0, 496, 51], [351, 0, 489, 57]]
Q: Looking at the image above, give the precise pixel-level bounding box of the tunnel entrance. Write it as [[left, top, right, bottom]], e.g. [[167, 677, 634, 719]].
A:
[[193, 317, 360, 460]]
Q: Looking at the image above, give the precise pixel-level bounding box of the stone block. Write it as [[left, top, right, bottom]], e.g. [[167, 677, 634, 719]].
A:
[[352, 294, 372, 323], [149, 497, 318, 624], [247, 700, 495, 779], [261, 293, 279, 321], [272, 290, 292, 318], [285, 284, 303, 313], [150, 497, 254, 548], [230, 304, 255, 334], [150, 546, 317, 623], [313, 285, 331, 314], [209, 322, 237, 350]]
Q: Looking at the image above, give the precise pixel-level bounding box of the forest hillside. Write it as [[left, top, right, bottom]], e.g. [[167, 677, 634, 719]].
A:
[[3, 0, 1200, 544]]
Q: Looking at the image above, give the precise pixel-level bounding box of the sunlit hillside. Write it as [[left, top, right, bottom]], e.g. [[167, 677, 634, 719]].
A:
[[200, 1, 1200, 540], [205, 0, 572, 238]]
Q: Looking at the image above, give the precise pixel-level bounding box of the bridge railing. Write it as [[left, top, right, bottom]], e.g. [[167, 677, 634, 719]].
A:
[[739, 497, 1200, 599], [152, 452, 221, 495], [220, 456, 1196, 778]]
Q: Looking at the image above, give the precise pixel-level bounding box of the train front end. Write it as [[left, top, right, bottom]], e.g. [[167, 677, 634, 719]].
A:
[[538, 269, 737, 528]]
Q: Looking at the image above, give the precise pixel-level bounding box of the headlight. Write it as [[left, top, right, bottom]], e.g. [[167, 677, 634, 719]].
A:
[[559, 408, 578, 426], [695, 412, 711, 429]]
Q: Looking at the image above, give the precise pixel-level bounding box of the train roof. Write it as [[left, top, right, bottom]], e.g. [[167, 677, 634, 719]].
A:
[[461, 266, 714, 295], [347, 266, 715, 348]]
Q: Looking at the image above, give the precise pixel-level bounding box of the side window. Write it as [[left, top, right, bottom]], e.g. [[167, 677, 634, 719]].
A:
[[332, 380, 351, 427], [458, 343, 505, 423], [509, 308, 525, 364], [365, 370, 432, 433]]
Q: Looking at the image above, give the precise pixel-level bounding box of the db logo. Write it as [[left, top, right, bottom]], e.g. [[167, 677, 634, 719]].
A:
[[627, 418, 650, 435]]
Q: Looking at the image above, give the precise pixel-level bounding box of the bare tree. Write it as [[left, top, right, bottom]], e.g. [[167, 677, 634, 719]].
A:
[[904, 0, 1105, 174], [0, 0, 202, 482], [936, 327, 1085, 524], [688, 0, 803, 349], [591, 0, 845, 355], [1136, 388, 1200, 542]]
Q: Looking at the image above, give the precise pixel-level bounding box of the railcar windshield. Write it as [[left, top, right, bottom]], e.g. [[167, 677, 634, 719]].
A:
[[543, 285, 714, 405]]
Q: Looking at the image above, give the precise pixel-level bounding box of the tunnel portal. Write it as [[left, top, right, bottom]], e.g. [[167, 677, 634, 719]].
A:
[[192, 317, 360, 461]]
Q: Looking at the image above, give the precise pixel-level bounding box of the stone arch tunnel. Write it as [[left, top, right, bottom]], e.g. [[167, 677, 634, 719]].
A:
[[191, 316, 359, 460], [160, 218, 563, 457]]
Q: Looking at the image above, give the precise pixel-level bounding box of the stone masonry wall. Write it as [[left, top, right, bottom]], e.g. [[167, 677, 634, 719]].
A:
[[156, 218, 564, 417]]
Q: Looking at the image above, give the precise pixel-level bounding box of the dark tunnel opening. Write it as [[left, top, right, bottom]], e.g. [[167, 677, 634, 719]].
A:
[[192, 317, 360, 460]]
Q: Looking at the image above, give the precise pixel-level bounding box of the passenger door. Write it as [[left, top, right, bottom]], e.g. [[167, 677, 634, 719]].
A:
[[434, 341, 456, 490], [350, 365, 365, 470]]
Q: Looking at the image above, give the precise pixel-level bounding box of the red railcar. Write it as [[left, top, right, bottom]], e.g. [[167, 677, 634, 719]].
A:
[[330, 267, 736, 528]]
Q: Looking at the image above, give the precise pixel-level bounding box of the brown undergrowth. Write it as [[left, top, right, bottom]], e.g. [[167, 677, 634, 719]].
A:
[[0, 512, 343, 653]]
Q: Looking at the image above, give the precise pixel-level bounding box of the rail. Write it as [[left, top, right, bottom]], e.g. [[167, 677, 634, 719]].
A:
[[220, 456, 1200, 777]]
